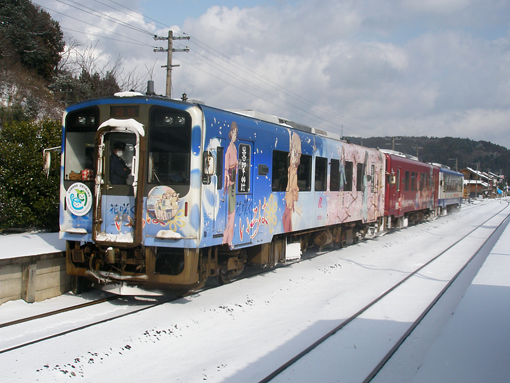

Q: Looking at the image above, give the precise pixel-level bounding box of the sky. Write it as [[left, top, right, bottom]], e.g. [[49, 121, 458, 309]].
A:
[[34, 0, 510, 148]]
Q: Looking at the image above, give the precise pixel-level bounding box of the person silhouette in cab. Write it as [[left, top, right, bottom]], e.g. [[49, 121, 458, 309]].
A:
[[110, 142, 131, 184]]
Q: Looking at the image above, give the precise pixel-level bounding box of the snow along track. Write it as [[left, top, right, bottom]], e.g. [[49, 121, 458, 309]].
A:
[[262, 201, 510, 383], [0, 294, 176, 354]]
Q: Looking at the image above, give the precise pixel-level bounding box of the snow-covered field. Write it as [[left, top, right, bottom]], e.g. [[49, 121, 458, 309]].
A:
[[0, 199, 508, 382]]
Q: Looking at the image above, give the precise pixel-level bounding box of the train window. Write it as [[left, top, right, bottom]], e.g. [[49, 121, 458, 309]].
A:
[[397, 169, 401, 191], [272, 150, 289, 192], [315, 157, 327, 191], [148, 108, 191, 191], [356, 163, 364, 191], [344, 161, 353, 191], [202, 151, 214, 185], [371, 164, 375, 193], [405, 171, 410, 191], [411, 172, 417, 191], [330, 159, 340, 191], [298, 154, 312, 191]]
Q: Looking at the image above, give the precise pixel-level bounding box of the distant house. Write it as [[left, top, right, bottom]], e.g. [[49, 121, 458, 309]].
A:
[[460, 168, 505, 198]]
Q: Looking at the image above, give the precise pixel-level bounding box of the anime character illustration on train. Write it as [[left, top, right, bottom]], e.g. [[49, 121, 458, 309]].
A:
[[222, 121, 238, 249], [283, 132, 302, 232], [58, 87, 463, 294]]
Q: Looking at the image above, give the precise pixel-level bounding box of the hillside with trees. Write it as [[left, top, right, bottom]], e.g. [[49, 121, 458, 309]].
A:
[[346, 136, 510, 179], [0, 0, 138, 231]]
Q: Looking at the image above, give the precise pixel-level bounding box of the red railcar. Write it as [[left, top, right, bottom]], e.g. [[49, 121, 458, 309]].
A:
[[383, 151, 439, 227]]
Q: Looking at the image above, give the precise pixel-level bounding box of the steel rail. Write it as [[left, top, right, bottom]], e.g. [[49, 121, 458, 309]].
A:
[[258, 201, 510, 383]]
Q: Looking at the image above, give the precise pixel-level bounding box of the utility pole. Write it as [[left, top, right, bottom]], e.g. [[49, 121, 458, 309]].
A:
[[449, 157, 458, 171], [474, 162, 480, 200], [413, 145, 423, 159], [154, 31, 190, 98], [385, 137, 401, 151]]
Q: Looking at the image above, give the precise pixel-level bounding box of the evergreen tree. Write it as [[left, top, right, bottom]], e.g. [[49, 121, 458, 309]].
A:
[[0, 0, 64, 81], [0, 119, 61, 231]]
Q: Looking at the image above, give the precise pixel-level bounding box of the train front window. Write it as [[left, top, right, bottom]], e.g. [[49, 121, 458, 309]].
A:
[[148, 107, 191, 191], [64, 107, 99, 181]]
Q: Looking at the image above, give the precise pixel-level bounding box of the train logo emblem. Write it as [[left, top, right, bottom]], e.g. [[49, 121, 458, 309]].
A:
[[66, 183, 92, 216]]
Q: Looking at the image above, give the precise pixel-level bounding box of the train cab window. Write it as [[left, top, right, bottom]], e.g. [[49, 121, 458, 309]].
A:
[[330, 159, 340, 191], [148, 107, 191, 193], [405, 171, 410, 191], [64, 107, 99, 181], [356, 163, 364, 191], [315, 157, 327, 191], [344, 161, 353, 191]]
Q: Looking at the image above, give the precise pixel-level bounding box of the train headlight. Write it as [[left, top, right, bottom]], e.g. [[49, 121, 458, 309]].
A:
[[176, 116, 185, 126], [77, 116, 95, 126], [163, 116, 174, 125]]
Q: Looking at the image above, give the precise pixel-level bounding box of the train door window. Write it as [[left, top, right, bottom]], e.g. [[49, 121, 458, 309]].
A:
[[411, 172, 417, 191], [330, 159, 340, 191], [272, 150, 289, 192], [315, 157, 327, 191], [356, 163, 364, 191], [344, 161, 353, 191], [106, 133, 136, 186], [397, 169, 401, 191], [405, 171, 410, 191], [298, 154, 312, 191], [216, 146, 224, 190]]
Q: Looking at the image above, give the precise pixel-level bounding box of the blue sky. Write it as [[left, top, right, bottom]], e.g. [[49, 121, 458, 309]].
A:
[[35, 0, 510, 150]]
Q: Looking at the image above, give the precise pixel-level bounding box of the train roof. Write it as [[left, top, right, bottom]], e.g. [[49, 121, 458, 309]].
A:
[[379, 149, 419, 161], [66, 91, 346, 143], [227, 109, 341, 141]]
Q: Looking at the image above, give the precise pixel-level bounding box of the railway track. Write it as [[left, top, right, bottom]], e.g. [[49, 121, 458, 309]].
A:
[[259, 201, 510, 383], [0, 200, 505, 381], [0, 294, 178, 355]]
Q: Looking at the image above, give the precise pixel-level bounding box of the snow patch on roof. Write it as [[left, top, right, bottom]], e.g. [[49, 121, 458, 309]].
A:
[[114, 91, 144, 97], [98, 118, 145, 137]]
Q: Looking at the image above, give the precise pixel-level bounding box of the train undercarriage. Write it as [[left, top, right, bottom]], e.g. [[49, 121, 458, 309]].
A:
[[66, 218, 389, 294], [66, 204, 457, 295]]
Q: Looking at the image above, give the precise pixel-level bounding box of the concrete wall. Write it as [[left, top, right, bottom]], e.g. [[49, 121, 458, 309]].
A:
[[0, 252, 70, 305]]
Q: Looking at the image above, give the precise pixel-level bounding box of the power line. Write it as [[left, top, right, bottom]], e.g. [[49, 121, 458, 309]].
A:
[[39, 0, 376, 136], [34, 2, 153, 47], [60, 27, 154, 47], [54, 0, 153, 36]]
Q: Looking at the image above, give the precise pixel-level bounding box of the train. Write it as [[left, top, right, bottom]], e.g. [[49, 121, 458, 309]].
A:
[[59, 90, 464, 293]]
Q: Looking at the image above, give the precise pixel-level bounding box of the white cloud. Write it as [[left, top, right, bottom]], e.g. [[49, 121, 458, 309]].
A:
[[36, 0, 510, 148]]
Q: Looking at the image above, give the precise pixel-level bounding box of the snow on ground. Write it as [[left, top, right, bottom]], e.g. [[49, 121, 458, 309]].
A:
[[0, 232, 65, 260], [0, 199, 508, 382]]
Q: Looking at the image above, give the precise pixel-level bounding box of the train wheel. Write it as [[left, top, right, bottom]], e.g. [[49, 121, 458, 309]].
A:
[[217, 268, 235, 285]]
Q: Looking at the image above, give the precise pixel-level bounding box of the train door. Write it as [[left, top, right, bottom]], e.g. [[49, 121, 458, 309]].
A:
[[213, 140, 227, 235], [234, 141, 253, 247], [93, 120, 144, 245], [395, 168, 402, 216], [217, 137, 254, 248]]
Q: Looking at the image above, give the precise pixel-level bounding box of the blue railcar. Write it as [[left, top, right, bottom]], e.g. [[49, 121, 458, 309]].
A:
[[60, 92, 386, 292], [437, 166, 464, 214]]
